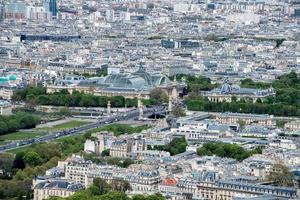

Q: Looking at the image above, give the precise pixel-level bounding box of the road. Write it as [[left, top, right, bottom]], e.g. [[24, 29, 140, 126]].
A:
[[0, 107, 166, 152]]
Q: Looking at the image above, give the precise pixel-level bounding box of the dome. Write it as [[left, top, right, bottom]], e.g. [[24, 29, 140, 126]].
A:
[[104, 74, 148, 90], [152, 74, 170, 86], [132, 67, 153, 85], [220, 78, 232, 94], [220, 83, 232, 94], [9, 75, 17, 80], [0, 77, 8, 83]]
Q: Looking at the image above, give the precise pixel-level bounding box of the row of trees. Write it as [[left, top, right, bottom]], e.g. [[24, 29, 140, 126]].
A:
[[86, 124, 150, 138], [13, 87, 169, 107], [149, 137, 188, 156], [0, 131, 91, 199], [196, 142, 262, 161], [96, 124, 150, 137], [0, 113, 40, 135], [186, 98, 300, 116], [30, 92, 137, 107], [241, 72, 300, 106], [172, 74, 219, 92]]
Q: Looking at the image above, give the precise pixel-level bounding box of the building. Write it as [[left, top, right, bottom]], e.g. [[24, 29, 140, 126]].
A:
[[44, 0, 57, 17], [158, 178, 195, 200], [20, 34, 81, 42], [216, 113, 276, 128], [47, 67, 184, 100], [203, 78, 275, 103], [84, 139, 97, 153], [84, 131, 147, 158], [86, 164, 162, 195], [195, 180, 298, 200], [33, 179, 84, 200], [270, 139, 297, 150], [284, 120, 300, 131], [4, 1, 26, 20], [105, 9, 115, 22], [135, 150, 170, 161], [110, 137, 146, 158], [173, 115, 234, 141], [110, 139, 130, 158], [0, 100, 12, 115], [239, 125, 274, 138], [171, 122, 234, 142], [161, 39, 200, 49], [65, 159, 93, 185], [0, 87, 15, 100], [84, 132, 112, 155], [25, 6, 51, 21]]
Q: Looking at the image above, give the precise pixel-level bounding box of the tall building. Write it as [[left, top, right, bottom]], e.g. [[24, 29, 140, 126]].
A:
[[44, 0, 57, 17], [0, 4, 4, 21], [4, 1, 26, 20], [25, 6, 51, 21], [105, 9, 115, 22]]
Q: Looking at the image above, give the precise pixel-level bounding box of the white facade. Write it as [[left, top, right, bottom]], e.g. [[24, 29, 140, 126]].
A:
[[84, 139, 96, 153], [105, 9, 115, 22], [119, 11, 130, 21], [25, 6, 51, 21], [0, 100, 12, 115]]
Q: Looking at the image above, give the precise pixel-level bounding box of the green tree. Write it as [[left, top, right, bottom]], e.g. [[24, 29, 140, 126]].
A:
[[132, 194, 165, 200], [23, 151, 42, 166], [196, 142, 260, 161], [150, 88, 168, 104], [0, 153, 15, 176], [101, 191, 129, 200], [152, 137, 187, 156], [101, 149, 110, 157], [92, 178, 112, 195], [0, 122, 8, 135], [237, 119, 246, 130], [111, 96, 125, 107], [267, 164, 294, 187], [171, 104, 186, 118], [231, 96, 237, 102], [31, 143, 61, 161], [59, 107, 72, 116], [6, 119, 19, 132]]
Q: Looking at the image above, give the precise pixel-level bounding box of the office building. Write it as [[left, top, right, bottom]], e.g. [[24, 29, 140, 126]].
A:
[[44, 0, 57, 17]]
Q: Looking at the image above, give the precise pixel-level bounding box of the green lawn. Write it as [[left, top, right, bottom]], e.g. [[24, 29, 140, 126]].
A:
[[7, 134, 85, 154], [37, 120, 90, 131], [7, 145, 32, 154], [0, 131, 44, 144], [53, 121, 90, 130]]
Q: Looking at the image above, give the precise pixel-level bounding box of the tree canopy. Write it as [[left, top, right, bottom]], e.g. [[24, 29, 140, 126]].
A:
[[0, 113, 40, 135], [13, 87, 139, 108], [149, 88, 168, 104], [196, 142, 262, 161], [171, 104, 186, 118], [149, 137, 187, 156], [267, 164, 294, 187], [186, 72, 300, 117]]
